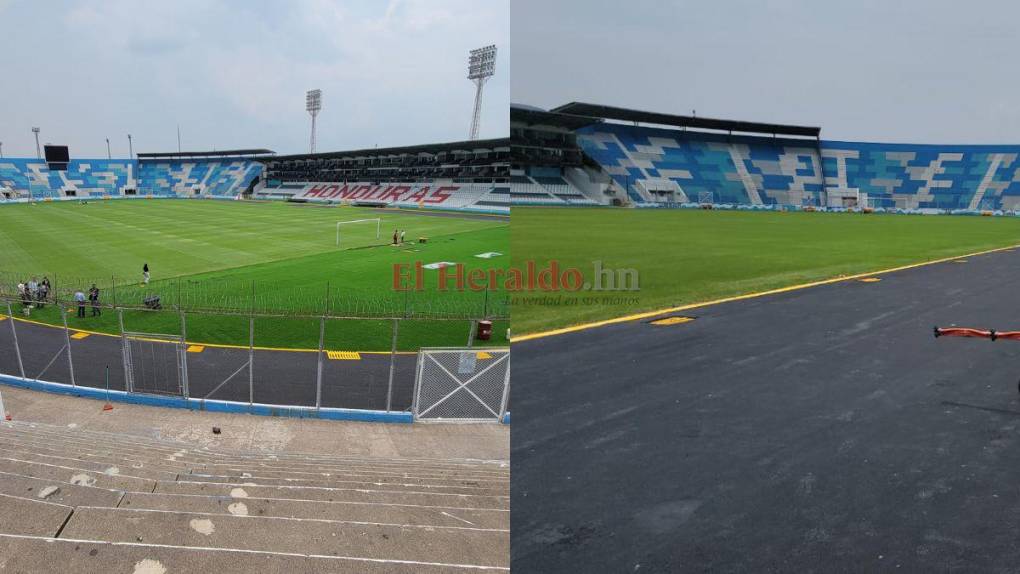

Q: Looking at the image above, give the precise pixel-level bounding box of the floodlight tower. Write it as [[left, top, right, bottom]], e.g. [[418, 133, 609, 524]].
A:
[[31, 127, 41, 159], [467, 45, 497, 140], [306, 89, 322, 154]]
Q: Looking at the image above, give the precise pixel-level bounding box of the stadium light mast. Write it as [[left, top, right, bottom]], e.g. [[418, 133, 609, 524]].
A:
[[467, 45, 497, 140], [306, 89, 322, 154], [106, 138, 111, 160], [127, 134, 133, 159], [31, 127, 41, 159], [0, 142, 3, 158]]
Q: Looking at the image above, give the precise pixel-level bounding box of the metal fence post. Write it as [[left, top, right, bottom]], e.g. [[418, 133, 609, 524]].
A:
[[248, 316, 254, 406], [61, 307, 76, 387], [498, 353, 511, 423], [315, 316, 325, 410], [180, 311, 190, 399], [386, 318, 399, 412], [6, 302, 25, 379], [118, 308, 131, 393], [466, 319, 476, 348]]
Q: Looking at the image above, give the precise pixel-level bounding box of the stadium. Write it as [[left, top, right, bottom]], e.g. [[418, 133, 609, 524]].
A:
[[0, 3, 508, 571], [511, 100, 1020, 572]]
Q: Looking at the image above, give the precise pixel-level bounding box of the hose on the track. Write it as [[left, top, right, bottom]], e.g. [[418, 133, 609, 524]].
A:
[[934, 326, 1020, 341]]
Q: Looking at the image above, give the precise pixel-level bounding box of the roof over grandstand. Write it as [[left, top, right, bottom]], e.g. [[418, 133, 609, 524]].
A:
[[550, 102, 821, 138], [510, 104, 600, 130], [137, 149, 276, 159], [267, 138, 509, 161]]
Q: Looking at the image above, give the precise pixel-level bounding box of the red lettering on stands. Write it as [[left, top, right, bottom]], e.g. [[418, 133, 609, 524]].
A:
[[379, 186, 410, 202], [424, 186, 457, 204], [405, 187, 429, 203]]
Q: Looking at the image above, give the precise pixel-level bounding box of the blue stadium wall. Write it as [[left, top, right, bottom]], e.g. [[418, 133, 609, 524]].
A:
[[0, 158, 262, 199], [576, 122, 1020, 211]]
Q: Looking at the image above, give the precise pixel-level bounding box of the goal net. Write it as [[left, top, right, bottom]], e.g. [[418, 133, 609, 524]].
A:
[[336, 218, 381, 248]]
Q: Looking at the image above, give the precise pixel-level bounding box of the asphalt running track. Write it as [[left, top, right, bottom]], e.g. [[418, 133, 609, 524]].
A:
[[512, 247, 1020, 572], [0, 317, 419, 411]]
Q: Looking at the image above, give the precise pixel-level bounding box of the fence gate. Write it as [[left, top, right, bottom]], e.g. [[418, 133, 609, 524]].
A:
[[413, 348, 509, 422], [122, 332, 186, 397]]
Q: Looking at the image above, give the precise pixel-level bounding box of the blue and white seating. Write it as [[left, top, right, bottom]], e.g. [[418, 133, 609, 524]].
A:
[[576, 122, 1020, 211]]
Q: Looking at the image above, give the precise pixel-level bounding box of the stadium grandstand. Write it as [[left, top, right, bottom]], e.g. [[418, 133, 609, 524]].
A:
[[0, 150, 270, 201], [256, 138, 509, 214], [1, 139, 509, 214], [512, 101, 1020, 213]]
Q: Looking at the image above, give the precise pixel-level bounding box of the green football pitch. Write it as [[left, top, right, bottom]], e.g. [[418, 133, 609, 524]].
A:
[[511, 207, 1020, 335], [0, 199, 509, 350]]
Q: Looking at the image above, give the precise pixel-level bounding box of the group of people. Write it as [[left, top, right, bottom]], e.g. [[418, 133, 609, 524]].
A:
[[392, 229, 407, 245], [16, 277, 51, 309], [11, 264, 149, 319], [14, 276, 102, 319]]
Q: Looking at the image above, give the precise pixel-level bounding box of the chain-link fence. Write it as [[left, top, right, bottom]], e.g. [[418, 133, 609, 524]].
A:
[[0, 294, 508, 416], [0, 272, 508, 319]]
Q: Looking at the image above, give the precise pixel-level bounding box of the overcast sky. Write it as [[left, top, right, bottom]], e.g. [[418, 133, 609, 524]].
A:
[[512, 0, 1020, 144], [0, 0, 508, 158]]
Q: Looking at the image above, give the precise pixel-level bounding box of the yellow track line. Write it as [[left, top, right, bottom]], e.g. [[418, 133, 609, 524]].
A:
[[511, 242, 1020, 343]]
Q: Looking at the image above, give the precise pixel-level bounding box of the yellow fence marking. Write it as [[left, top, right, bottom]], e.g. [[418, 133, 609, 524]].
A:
[[650, 316, 695, 326], [476, 351, 493, 359], [70, 332, 90, 340], [186, 345, 205, 353], [858, 277, 882, 283], [327, 351, 362, 360]]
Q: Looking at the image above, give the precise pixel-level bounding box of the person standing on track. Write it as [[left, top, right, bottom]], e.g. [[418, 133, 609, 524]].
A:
[[143, 263, 150, 285], [88, 284, 101, 316], [392, 229, 398, 245], [400, 230, 406, 244]]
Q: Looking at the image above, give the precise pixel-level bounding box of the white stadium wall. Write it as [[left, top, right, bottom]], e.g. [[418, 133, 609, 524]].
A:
[[256, 181, 509, 214]]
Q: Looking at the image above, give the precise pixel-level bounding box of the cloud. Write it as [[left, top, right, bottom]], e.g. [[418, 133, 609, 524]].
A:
[[0, 0, 508, 157]]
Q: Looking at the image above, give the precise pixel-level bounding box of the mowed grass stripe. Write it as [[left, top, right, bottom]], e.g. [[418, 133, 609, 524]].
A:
[[511, 208, 1020, 334], [0, 200, 499, 280]]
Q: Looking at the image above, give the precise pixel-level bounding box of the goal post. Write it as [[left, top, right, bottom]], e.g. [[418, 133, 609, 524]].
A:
[[336, 218, 381, 248]]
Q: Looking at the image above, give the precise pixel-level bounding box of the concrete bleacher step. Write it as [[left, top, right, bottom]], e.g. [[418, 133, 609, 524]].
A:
[[1, 430, 509, 493], [0, 534, 509, 573], [4, 421, 508, 473], [185, 472, 505, 496], [0, 470, 124, 508], [1, 429, 507, 486], [193, 465, 508, 488], [0, 427, 206, 467], [156, 480, 508, 510], [0, 445, 182, 482], [3, 437, 507, 491], [0, 493, 72, 537], [119, 491, 509, 529], [59, 507, 509, 568], [0, 457, 155, 493]]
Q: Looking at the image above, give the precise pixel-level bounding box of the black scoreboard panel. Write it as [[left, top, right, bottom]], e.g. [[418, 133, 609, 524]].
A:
[[44, 145, 70, 170]]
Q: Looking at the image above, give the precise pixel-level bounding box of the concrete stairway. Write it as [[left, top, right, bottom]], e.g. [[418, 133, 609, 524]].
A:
[[0, 420, 509, 572]]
